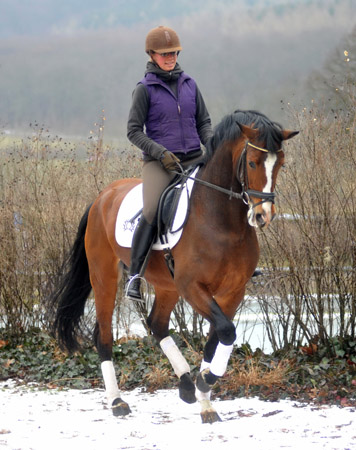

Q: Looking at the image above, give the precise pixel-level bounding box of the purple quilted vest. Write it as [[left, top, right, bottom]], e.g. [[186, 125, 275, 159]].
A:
[[140, 72, 201, 154]]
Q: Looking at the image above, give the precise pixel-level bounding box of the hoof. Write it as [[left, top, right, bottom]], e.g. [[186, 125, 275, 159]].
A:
[[111, 398, 131, 417], [201, 410, 222, 424], [179, 373, 196, 404]]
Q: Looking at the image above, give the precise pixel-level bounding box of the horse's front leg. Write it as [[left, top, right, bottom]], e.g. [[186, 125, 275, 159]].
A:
[[147, 287, 197, 404], [184, 287, 237, 423], [194, 328, 222, 423]]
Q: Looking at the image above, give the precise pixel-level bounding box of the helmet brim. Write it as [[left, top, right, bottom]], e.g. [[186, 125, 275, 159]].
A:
[[146, 45, 182, 54]]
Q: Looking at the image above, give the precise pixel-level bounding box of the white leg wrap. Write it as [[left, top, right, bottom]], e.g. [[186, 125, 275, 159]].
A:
[[200, 360, 211, 372], [101, 361, 120, 406], [160, 336, 190, 378], [209, 342, 234, 377]]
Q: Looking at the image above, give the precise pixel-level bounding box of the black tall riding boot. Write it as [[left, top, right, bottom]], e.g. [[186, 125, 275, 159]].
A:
[[126, 216, 156, 301]]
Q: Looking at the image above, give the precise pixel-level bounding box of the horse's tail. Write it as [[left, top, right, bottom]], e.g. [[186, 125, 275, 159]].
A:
[[50, 205, 92, 353]]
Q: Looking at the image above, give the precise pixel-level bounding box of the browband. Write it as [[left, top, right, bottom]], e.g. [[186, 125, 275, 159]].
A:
[[247, 142, 282, 153]]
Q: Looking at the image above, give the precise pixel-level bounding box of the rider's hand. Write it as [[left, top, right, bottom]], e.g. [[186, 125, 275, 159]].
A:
[[160, 151, 181, 172]]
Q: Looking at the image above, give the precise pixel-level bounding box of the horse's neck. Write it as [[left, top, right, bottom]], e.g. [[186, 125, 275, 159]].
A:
[[201, 145, 235, 188], [194, 145, 248, 232]]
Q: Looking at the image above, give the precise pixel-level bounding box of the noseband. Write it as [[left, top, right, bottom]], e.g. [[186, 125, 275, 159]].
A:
[[237, 142, 281, 208]]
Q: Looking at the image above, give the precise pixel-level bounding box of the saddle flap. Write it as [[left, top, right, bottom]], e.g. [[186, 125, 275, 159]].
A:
[[158, 176, 191, 237], [115, 166, 200, 250]]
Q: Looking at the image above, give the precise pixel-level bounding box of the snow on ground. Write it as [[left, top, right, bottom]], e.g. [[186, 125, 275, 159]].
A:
[[0, 380, 355, 450]]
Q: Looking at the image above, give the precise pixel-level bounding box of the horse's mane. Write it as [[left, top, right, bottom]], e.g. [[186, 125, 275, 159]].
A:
[[204, 110, 284, 162]]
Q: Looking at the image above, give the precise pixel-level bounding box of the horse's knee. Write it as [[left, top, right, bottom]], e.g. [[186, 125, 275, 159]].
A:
[[216, 320, 236, 346], [210, 299, 236, 345]]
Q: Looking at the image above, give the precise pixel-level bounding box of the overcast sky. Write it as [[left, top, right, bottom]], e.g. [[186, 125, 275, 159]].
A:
[[1, 0, 355, 136]]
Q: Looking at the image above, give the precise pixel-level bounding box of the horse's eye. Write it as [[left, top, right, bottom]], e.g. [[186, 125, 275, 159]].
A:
[[249, 161, 256, 169]]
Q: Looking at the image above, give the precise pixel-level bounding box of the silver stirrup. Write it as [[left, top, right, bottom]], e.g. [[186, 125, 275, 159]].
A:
[[125, 275, 148, 303]]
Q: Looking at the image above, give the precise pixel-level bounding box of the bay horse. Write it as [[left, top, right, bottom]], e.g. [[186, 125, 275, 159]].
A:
[[51, 110, 298, 423]]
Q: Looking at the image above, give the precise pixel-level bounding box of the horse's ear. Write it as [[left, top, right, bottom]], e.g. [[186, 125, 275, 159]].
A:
[[236, 122, 259, 140], [282, 130, 299, 141]]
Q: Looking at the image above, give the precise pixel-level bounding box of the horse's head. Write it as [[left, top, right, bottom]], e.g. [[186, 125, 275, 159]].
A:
[[205, 110, 298, 228], [235, 120, 298, 228]]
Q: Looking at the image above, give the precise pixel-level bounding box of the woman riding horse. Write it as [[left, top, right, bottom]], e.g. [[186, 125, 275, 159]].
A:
[[51, 109, 298, 423], [126, 25, 212, 301]]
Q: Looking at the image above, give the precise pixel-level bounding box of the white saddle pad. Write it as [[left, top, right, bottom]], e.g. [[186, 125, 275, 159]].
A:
[[115, 167, 199, 250]]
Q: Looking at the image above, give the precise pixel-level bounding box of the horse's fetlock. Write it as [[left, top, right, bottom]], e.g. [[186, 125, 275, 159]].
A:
[[196, 369, 219, 393], [196, 372, 210, 393], [180, 372, 194, 388], [204, 370, 219, 385], [179, 373, 196, 404]]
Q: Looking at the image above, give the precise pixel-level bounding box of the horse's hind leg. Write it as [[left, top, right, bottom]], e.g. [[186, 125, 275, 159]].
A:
[[88, 253, 131, 417], [147, 287, 196, 404]]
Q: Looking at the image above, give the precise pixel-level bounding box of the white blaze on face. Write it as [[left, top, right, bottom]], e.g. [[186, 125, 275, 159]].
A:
[[247, 151, 278, 228], [262, 152, 277, 218]]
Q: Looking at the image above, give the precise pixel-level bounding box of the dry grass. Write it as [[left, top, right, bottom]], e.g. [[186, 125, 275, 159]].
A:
[[143, 367, 174, 392], [224, 359, 290, 396]]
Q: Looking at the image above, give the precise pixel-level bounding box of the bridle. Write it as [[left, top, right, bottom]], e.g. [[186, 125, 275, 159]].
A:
[[236, 141, 282, 208], [173, 141, 282, 209]]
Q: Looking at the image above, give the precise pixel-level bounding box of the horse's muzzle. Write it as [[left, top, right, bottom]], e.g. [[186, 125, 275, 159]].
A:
[[248, 204, 275, 228]]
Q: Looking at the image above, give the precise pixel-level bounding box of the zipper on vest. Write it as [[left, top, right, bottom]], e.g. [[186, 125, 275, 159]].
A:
[[177, 103, 185, 150], [177, 94, 185, 150]]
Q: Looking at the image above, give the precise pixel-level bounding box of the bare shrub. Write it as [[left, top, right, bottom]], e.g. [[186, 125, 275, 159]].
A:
[[2, 104, 355, 358], [0, 120, 141, 334], [257, 104, 356, 354]]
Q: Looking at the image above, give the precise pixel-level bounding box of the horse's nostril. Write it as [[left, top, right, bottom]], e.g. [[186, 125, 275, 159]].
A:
[[256, 214, 266, 227]]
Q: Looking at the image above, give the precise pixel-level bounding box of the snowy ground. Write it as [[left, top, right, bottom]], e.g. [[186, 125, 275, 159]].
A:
[[0, 380, 355, 450]]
